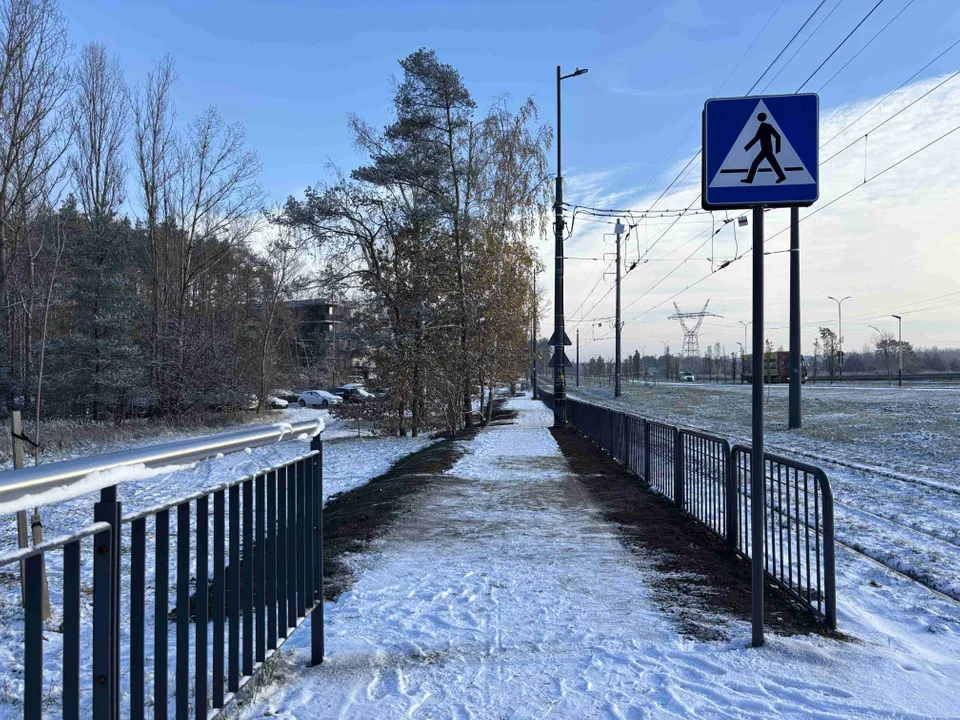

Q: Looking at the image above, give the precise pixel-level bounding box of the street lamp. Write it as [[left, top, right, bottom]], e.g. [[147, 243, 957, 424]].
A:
[[827, 296, 851, 379], [552, 65, 588, 427], [892, 314, 903, 387], [738, 320, 751, 354]]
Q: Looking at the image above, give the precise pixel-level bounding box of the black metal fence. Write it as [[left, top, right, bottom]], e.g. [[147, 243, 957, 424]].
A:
[[540, 390, 836, 628], [0, 432, 325, 719]]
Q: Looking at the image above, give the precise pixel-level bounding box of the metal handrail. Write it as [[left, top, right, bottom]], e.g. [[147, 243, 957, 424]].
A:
[[0, 418, 323, 514]]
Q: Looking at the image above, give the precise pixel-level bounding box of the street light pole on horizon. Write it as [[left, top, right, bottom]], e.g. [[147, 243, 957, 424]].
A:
[[738, 320, 751, 355], [827, 296, 851, 380], [552, 64, 587, 427], [892, 314, 903, 388]]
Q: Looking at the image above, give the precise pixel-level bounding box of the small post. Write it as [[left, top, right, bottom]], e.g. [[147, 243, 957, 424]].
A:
[[751, 206, 765, 648], [94, 485, 122, 718], [12, 411, 50, 619], [12, 411, 29, 608]]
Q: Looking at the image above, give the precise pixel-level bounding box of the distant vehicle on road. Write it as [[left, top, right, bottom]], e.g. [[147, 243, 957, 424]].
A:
[[742, 352, 807, 384], [330, 386, 373, 403], [297, 390, 342, 408], [681, 371, 695, 382]]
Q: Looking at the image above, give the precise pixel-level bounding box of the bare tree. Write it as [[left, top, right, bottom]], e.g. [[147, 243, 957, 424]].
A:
[[164, 106, 263, 412], [873, 328, 897, 385], [132, 53, 178, 399], [0, 0, 71, 397]]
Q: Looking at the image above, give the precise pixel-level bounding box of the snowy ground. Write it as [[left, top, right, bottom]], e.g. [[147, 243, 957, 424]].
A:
[[0, 410, 434, 717], [238, 394, 960, 719], [572, 381, 960, 601]]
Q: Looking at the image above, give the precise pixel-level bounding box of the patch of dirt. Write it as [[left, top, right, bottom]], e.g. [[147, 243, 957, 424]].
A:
[[550, 425, 844, 642]]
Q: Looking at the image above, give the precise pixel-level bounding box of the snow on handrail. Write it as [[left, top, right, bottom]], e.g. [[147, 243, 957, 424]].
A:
[[0, 417, 324, 515]]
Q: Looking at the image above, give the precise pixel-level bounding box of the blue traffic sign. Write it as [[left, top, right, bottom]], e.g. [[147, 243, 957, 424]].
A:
[[702, 94, 819, 210]]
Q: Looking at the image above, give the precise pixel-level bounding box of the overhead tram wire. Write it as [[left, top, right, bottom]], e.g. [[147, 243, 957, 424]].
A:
[[621, 1, 788, 213], [760, 0, 848, 94], [746, 0, 831, 94], [817, 0, 917, 92], [566, 0, 857, 333], [821, 71, 960, 165], [615, 2, 931, 328], [617, 0, 836, 271], [561, 1, 798, 327], [820, 37, 960, 148], [620, 121, 960, 328], [796, 0, 887, 92]]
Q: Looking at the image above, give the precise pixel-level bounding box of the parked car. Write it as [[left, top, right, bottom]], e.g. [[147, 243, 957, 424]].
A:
[[267, 395, 289, 409], [297, 390, 342, 408], [680, 372, 695, 382], [330, 386, 371, 403]]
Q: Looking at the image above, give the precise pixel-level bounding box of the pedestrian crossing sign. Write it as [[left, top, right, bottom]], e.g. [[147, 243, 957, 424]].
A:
[[702, 93, 819, 210]]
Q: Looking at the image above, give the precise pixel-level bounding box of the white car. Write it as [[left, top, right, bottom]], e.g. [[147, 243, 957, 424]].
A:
[[297, 390, 342, 408], [681, 372, 695, 382]]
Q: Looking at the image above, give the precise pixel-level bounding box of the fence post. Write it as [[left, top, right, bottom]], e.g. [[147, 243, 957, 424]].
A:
[[819, 470, 837, 630], [674, 428, 684, 508], [311, 433, 325, 666], [93, 485, 121, 719], [91, 522, 115, 720], [724, 441, 737, 551], [643, 420, 651, 483], [620, 413, 630, 470]]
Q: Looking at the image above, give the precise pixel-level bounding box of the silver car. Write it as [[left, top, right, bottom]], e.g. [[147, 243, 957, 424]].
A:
[[297, 390, 342, 408]]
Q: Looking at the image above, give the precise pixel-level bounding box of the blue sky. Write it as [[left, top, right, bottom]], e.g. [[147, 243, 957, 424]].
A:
[[65, 0, 958, 201], [64, 0, 960, 352]]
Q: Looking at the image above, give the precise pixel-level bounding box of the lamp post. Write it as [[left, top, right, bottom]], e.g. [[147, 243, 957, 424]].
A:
[[552, 64, 588, 427], [892, 314, 903, 387], [736, 341, 745, 383], [827, 296, 851, 379], [738, 320, 751, 355]]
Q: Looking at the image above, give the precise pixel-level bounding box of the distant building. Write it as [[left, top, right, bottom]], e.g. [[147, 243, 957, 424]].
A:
[[284, 299, 376, 384]]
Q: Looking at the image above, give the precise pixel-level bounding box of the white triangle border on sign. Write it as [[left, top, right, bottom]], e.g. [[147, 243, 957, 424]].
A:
[[708, 100, 815, 189]]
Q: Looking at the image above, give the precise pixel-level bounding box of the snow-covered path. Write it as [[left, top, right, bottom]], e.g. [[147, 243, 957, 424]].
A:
[[238, 394, 960, 718]]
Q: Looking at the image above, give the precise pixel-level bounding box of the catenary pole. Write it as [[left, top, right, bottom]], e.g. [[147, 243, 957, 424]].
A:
[[553, 65, 565, 425], [751, 206, 765, 648], [788, 207, 801, 428], [552, 65, 587, 426], [576, 328, 580, 387], [614, 219, 623, 397]]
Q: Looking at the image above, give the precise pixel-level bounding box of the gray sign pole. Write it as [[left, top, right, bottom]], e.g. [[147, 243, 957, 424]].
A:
[[752, 206, 765, 648], [788, 207, 801, 428]]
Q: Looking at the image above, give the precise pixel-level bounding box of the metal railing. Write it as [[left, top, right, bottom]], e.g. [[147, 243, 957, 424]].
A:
[[539, 390, 836, 628], [0, 419, 325, 718], [732, 446, 836, 627]]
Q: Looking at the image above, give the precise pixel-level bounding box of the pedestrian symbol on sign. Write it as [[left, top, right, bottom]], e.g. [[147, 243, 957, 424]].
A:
[[708, 100, 814, 190], [742, 113, 784, 184]]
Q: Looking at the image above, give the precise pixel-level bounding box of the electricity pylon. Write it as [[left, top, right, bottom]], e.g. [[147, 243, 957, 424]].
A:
[[669, 301, 719, 370]]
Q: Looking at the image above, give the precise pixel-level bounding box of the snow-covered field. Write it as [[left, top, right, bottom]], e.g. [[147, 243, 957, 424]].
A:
[[0, 408, 434, 717], [572, 381, 960, 600], [238, 394, 960, 718]]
